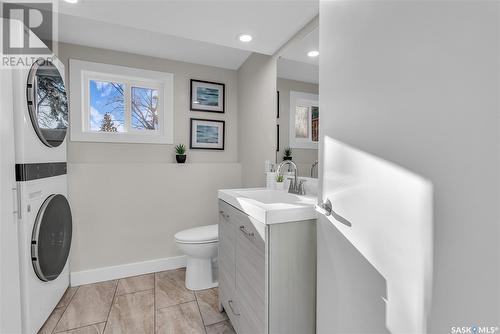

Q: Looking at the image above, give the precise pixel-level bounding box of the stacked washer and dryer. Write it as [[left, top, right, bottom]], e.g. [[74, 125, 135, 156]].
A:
[[12, 56, 73, 334]]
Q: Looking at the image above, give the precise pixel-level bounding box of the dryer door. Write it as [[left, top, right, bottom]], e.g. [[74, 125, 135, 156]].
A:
[[27, 59, 68, 148], [31, 194, 72, 282]]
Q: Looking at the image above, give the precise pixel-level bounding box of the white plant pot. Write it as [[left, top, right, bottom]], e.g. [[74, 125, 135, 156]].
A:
[[275, 181, 286, 191]]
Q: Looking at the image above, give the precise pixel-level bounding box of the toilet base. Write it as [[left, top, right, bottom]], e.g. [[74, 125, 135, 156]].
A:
[[185, 257, 218, 291]]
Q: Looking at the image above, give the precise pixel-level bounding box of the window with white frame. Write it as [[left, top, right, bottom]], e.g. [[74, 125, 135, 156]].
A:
[[69, 60, 174, 144]]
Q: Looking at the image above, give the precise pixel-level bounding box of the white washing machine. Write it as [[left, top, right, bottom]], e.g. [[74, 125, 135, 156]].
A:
[[12, 52, 72, 333], [17, 175, 72, 334]]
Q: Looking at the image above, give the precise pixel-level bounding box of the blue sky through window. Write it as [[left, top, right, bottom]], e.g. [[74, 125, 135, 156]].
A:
[[89, 80, 125, 132]]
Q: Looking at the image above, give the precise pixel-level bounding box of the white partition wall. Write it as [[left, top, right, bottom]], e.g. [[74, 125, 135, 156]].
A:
[[0, 64, 22, 334], [318, 1, 499, 333], [317, 138, 433, 333]]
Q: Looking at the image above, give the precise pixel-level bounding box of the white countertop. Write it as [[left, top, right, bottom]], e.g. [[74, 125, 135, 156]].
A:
[[218, 188, 318, 225]]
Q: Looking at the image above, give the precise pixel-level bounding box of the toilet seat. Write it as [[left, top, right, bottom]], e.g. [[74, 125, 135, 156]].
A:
[[174, 224, 218, 244]]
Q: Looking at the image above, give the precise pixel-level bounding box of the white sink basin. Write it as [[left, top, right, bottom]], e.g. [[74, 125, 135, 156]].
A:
[[218, 188, 317, 225]]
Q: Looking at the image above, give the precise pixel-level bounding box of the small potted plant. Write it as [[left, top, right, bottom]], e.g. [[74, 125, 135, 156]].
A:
[[283, 147, 292, 161], [175, 144, 187, 163], [275, 174, 286, 190]]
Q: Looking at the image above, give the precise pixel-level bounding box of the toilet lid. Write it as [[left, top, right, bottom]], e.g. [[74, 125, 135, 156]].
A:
[[175, 224, 218, 244]]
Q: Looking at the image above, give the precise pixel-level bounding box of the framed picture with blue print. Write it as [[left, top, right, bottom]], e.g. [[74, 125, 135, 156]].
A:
[[190, 79, 225, 113], [190, 118, 225, 150]]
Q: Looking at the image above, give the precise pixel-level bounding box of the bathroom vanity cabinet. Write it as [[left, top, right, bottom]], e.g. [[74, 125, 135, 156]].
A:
[[218, 199, 316, 334]]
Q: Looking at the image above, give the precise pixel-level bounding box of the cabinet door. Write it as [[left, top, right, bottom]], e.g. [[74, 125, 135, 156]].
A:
[[235, 214, 266, 334], [219, 201, 236, 289], [218, 201, 240, 326]]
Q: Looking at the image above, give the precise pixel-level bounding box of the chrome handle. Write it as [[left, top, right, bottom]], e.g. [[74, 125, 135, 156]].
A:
[[219, 210, 229, 219], [239, 225, 254, 238], [320, 199, 333, 216], [228, 300, 240, 316]]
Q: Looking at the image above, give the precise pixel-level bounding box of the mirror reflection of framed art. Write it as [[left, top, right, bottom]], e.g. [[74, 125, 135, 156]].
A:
[[289, 90, 319, 149]]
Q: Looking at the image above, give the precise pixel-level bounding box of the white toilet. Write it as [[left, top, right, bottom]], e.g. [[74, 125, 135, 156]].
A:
[[174, 224, 219, 291]]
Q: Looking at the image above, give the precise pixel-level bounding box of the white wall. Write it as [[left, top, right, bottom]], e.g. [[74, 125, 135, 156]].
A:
[[237, 53, 277, 187], [319, 1, 499, 332], [277, 77, 318, 176], [56, 43, 243, 276], [317, 138, 433, 333]]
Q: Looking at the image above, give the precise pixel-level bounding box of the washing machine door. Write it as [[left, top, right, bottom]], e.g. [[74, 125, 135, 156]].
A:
[[31, 194, 72, 282], [27, 59, 68, 148]]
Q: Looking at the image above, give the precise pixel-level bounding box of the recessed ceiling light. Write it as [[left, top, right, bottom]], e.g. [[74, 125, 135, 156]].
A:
[[307, 50, 319, 58], [238, 34, 253, 43], [64, 0, 78, 3]]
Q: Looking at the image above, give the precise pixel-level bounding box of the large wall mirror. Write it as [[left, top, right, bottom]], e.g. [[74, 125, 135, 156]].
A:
[[276, 27, 319, 177]]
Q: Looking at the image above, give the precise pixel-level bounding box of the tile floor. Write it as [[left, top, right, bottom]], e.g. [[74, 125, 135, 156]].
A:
[[38, 268, 235, 334]]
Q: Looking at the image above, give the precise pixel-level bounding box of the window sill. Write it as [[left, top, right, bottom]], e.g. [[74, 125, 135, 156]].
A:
[[71, 132, 173, 144]]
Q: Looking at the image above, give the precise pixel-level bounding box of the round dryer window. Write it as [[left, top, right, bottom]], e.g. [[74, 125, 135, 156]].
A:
[[27, 59, 69, 148], [32, 194, 72, 282]]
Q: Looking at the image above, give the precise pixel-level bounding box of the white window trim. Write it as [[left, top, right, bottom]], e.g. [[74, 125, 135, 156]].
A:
[[69, 59, 174, 144], [289, 90, 319, 149]]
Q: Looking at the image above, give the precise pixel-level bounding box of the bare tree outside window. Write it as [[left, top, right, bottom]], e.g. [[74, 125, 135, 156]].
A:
[[89, 80, 160, 133], [132, 86, 159, 130], [106, 83, 158, 131]]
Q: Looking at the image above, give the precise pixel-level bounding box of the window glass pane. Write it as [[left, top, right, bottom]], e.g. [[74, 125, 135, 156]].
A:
[[131, 86, 159, 130], [311, 106, 319, 142], [89, 80, 125, 132], [295, 106, 309, 138]]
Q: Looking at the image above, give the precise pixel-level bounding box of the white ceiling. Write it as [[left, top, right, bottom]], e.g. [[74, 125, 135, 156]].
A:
[[281, 26, 318, 66], [53, 0, 319, 69], [278, 26, 318, 84], [56, 14, 251, 70], [278, 58, 318, 84]]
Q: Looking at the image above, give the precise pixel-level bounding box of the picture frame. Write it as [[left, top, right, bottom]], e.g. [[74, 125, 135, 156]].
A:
[[276, 124, 280, 152], [277, 90, 280, 118], [190, 118, 225, 150], [190, 79, 225, 113]]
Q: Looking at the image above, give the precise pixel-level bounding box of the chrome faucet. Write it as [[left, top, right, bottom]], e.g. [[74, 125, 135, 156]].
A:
[[310, 161, 318, 178], [276, 160, 306, 195]]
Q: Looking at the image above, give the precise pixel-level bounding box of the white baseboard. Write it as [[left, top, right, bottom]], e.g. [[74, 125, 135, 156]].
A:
[[70, 255, 187, 286]]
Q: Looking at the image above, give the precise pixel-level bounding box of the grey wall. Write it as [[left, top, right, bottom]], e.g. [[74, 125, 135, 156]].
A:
[[68, 163, 241, 272], [237, 53, 277, 187], [57, 42, 239, 164], [56, 43, 243, 273], [277, 77, 318, 176], [319, 1, 499, 332]]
